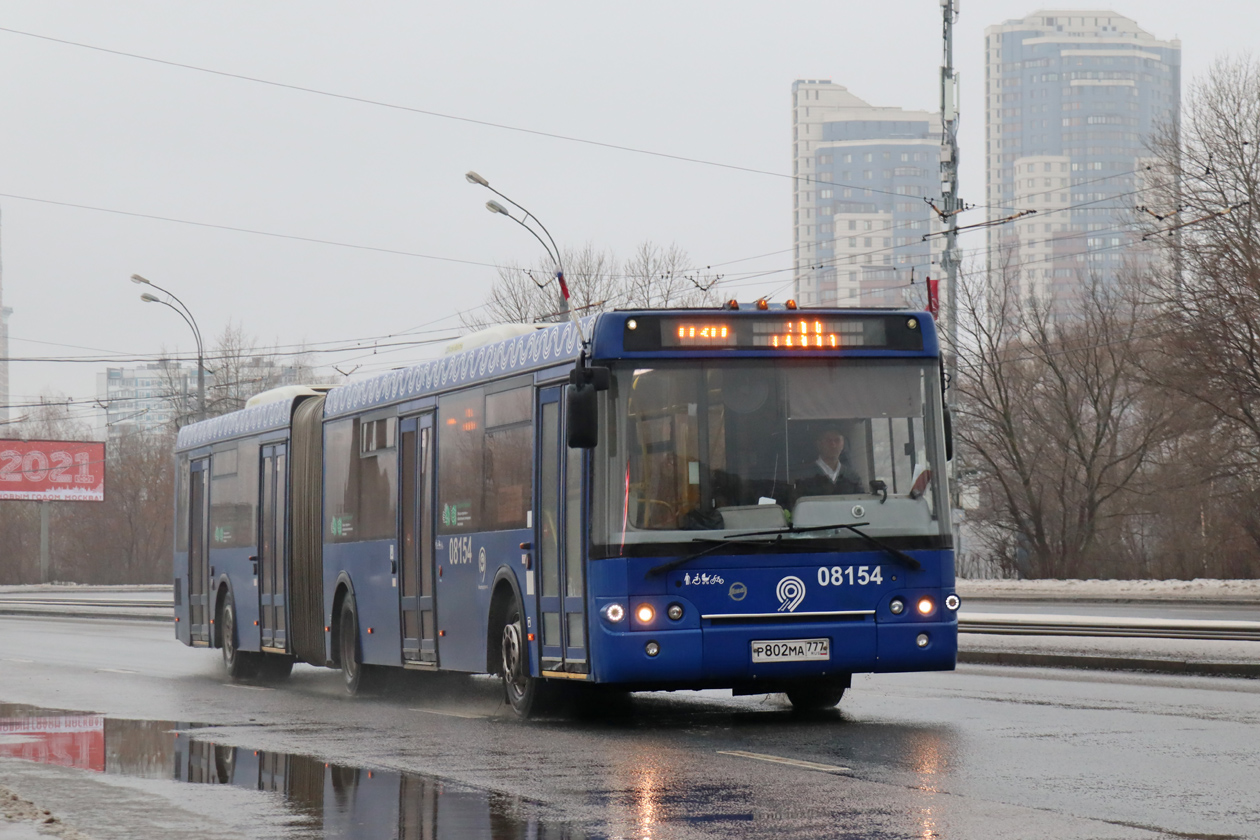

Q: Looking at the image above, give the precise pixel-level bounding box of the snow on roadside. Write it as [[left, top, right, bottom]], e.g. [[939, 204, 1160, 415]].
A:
[[957, 577, 1260, 602]]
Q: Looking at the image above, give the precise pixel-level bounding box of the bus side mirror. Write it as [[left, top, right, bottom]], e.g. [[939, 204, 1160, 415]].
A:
[[567, 364, 610, 449], [942, 403, 954, 462]]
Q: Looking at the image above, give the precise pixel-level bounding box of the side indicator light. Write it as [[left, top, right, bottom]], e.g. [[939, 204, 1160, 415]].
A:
[[325, 626, 330, 633], [527, 633, 535, 642], [439, 630, 446, 637], [367, 627, 374, 634], [254, 620, 259, 626]]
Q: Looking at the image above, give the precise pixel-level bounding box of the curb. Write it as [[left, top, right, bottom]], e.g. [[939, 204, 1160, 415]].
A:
[[959, 650, 1260, 679]]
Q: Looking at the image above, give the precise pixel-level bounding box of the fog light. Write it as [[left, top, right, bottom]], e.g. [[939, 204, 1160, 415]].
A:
[[645, 641, 660, 657], [889, 598, 905, 615], [917, 597, 935, 616], [667, 604, 684, 621], [916, 633, 929, 648], [601, 603, 626, 623], [945, 594, 961, 611], [636, 604, 656, 624]]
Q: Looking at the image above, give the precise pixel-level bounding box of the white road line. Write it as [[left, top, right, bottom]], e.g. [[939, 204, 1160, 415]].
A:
[[95, 668, 138, 674], [3, 658, 34, 663], [717, 750, 851, 774], [224, 683, 274, 691], [408, 707, 485, 719]]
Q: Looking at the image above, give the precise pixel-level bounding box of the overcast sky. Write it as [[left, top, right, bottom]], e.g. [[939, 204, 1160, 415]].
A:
[[1, 1, 1254, 427]]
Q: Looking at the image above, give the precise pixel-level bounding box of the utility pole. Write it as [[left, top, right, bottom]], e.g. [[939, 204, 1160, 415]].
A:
[[940, 0, 961, 394]]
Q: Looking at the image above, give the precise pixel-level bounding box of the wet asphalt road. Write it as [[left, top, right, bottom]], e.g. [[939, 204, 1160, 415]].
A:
[[1, 615, 1259, 840]]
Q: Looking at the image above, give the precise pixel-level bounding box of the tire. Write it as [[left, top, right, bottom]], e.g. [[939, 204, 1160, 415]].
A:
[[221, 595, 259, 679], [785, 683, 846, 711], [499, 598, 549, 718], [338, 593, 381, 696]]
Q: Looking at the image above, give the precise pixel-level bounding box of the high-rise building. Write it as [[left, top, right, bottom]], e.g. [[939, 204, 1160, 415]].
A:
[[96, 360, 193, 439], [792, 80, 945, 308], [984, 11, 1180, 309]]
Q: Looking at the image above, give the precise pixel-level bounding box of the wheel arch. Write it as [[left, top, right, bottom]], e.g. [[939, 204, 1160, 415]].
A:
[[486, 566, 525, 675], [329, 572, 356, 668]]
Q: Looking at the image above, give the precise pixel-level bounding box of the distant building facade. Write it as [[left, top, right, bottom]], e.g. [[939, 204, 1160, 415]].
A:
[[984, 10, 1180, 309], [96, 360, 193, 439], [792, 80, 945, 308]]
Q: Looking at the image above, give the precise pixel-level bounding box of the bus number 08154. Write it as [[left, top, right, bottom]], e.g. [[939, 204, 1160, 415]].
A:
[[817, 565, 882, 586]]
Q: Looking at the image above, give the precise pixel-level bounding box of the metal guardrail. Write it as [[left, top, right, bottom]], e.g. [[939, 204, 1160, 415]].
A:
[[2, 593, 1258, 641]]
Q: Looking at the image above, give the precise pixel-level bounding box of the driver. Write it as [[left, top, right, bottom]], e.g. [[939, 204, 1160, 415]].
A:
[[795, 427, 863, 496]]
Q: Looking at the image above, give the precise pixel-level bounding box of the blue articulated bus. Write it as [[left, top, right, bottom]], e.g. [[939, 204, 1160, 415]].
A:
[[173, 305, 958, 716]]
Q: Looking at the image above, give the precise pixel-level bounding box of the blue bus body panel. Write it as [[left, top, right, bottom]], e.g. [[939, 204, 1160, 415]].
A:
[[213, 548, 260, 651], [433, 528, 531, 673], [587, 547, 957, 685], [324, 540, 401, 666]]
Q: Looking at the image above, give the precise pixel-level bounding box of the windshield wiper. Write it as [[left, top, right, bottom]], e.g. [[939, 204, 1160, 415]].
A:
[[647, 533, 786, 577], [645, 521, 922, 577]]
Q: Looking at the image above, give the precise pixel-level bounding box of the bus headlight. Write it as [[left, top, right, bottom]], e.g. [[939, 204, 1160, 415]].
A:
[[635, 604, 656, 624], [601, 603, 626, 623], [917, 597, 935, 616]]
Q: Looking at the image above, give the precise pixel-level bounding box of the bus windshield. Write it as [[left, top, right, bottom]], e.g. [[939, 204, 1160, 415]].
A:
[[597, 359, 949, 548]]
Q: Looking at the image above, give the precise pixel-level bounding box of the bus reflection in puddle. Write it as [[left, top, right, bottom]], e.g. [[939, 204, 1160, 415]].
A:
[[0, 704, 588, 839]]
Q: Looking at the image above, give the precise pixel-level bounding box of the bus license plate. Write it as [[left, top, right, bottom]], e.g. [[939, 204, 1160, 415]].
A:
[[751, 638, 830, 663]]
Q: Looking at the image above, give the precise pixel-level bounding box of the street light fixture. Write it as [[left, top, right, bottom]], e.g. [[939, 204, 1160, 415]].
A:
[[464, 171, 584, 342], [132, 274, 207, 423]]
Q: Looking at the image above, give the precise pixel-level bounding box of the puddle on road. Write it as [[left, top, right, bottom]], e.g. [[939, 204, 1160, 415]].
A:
[[0, 703, 591, 839]]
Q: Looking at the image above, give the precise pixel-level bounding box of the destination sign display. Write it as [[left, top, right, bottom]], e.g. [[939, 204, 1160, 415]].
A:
[[626, 314, 924, 352]]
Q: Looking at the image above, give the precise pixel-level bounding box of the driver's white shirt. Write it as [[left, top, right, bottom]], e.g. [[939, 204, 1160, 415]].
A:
[[815, 457, 842, 483]]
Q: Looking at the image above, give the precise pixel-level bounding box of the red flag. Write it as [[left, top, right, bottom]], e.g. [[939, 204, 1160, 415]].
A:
[[926, 276, 940, 318]]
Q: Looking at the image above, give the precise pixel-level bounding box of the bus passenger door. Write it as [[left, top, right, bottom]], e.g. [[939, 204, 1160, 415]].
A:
[[188, 458, 211, 645], [536, 387, 589, 675], [399, 413, 438, 665], [258, 444, 288, 651]]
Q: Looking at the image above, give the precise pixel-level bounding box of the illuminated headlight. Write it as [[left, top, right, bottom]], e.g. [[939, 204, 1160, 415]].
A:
[[917, 597, 935, 616], [889, 598, 906, 615], [645, 641, 661, 657], [916, 633, 930, 648], [635, 604, 656, 624], [945, 594, 961, 611], [667, 604, 684, 621], [601, 603, 626, 623]]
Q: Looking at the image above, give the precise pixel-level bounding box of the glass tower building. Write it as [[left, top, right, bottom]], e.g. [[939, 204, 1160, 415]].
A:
[[984, 11, 1180, 311]]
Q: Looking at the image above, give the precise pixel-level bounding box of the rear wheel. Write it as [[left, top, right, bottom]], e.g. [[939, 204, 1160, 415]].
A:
[[338, 593, 381, 695], [499, 599, 550, 718], [221, 595, 258, 679], [785, 682, 846, 711]]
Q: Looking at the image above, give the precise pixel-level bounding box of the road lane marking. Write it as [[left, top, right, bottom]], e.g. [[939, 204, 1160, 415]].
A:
[[3, 658, 34, 663], [95, 668, 138, 674], [225, 683, 274, 691], [408, 708, 485, 719], [717, 750, 851, 774]]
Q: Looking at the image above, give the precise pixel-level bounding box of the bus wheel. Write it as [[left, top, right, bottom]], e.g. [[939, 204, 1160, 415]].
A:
[[338, 594, 380, 695], [785, 683, 846, 711], [500, 600, 544, 718], [221, 595, 258, 679]]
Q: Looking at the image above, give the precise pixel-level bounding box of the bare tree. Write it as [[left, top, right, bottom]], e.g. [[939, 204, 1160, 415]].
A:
[[953, 263, 1178, 578], [462, 241, 716, 330]]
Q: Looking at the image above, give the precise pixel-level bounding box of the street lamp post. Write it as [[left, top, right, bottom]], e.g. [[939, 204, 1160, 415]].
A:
[[465, 171, 585, 344], [131, 274, 207, 423]]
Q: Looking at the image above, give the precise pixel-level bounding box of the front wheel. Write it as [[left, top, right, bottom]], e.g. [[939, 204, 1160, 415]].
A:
[[499, 600, 550, 718], [221, 595, 258, 679], [785, 681, 847, 711]]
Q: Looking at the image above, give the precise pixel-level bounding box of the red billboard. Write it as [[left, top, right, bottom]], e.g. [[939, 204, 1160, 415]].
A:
[[0, 440, 106, 502], [0, 714, 106, 772]]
